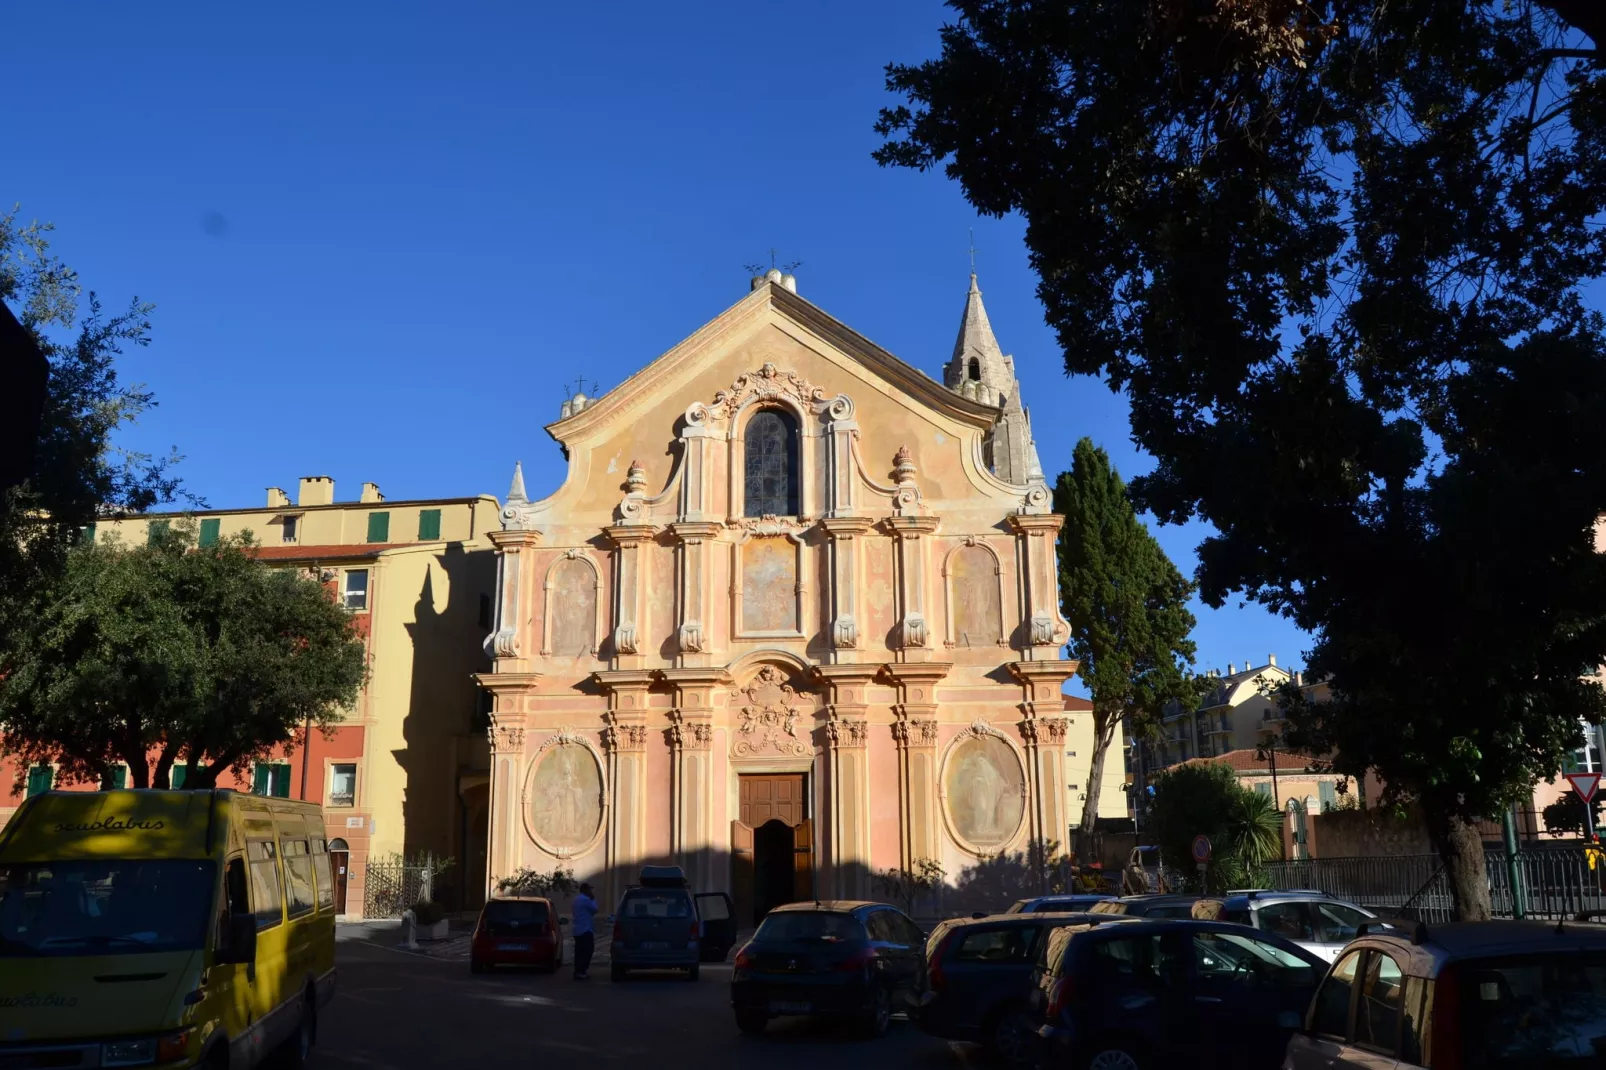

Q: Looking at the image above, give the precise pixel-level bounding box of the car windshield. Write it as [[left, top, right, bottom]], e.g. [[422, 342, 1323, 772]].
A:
[[0, 859, 215, 957], [483, 900, 548, 929], [1460, 951, 1606, 1068], [622, 891, 690, 918], [754, 911, 865, 944], [1193, 931, 1323, 987]]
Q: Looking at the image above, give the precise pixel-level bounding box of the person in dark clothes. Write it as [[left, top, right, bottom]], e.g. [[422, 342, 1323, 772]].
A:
[[571, 882, 598, 980]]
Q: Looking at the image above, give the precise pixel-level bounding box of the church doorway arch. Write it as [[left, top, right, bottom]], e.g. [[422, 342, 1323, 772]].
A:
[[731, 772, 814, 925]]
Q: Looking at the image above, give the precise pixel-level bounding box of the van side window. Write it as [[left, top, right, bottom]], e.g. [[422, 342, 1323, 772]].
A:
[[310, 838, 334, 912], [225, 857, 250, 917], [246, 841, 284, 930], [282, 840, 317, 919]]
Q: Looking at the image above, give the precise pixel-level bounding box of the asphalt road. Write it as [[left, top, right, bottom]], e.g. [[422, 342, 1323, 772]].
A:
[[318, 938, 975, 1070]]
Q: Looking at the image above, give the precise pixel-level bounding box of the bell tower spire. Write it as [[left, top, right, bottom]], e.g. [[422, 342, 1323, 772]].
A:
[[942, 273, 1042, 486]]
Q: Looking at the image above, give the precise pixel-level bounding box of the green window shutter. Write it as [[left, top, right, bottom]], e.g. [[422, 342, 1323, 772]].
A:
[[253, 764, 271, 795], [198, 518, 221, 547], [147, 519, 171, 546], [26, 766, 54, 797], [1318, 780, 1338, 812], [272, 765, 291, 798], [80, 522, 96, 545], [109, 766, 127, 789], [367, 512, 390, 543], [417, 508, 441, 541], [171, 765, 187, 790]]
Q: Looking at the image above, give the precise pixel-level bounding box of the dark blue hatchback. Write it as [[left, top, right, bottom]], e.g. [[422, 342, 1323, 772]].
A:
[[1026, 918, 1327, 1070]]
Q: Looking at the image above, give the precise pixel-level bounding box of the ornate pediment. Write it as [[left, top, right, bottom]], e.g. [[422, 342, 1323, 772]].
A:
[[732, 665, 811, 758]]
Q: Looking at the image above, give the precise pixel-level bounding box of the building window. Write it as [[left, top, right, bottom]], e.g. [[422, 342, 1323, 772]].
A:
[[106, 765, 127, 790], [968, 357, 981, 381], [366, 511, 390, 543], [282, 515, 299, 544], [329, 763, 356, 807], [343, 569, 369, 611], [417, 508, 441, 541], [79, 522, 96, 545], [199, 518, 221, 547], [170, 763, 208, 790], [25, 765, 54, 797], [147, 519, 171, 546], [253, 763, 291, 798], [743, 408, 799, 517]]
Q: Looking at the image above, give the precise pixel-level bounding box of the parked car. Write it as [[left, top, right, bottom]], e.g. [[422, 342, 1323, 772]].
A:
[[917, 911, 1132, 1061], [1218, 889, 1376, 963], [730, 900, 926, 1037], [1027, 918, 1326, 1069], [695, 885, 739, 962], [1088, 893, 1202, 919], [1285, 918, 1606, 1070], [610, 866, 709, 981], [470, 896, 564, 973], [1006, 894, 1117, 913]]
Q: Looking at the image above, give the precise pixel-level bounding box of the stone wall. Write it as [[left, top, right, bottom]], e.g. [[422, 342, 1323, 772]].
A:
[[1306, 806, 1432, 858]]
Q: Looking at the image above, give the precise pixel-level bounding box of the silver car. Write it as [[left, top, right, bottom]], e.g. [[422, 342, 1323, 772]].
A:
[[1220, 890, 1376, 962]]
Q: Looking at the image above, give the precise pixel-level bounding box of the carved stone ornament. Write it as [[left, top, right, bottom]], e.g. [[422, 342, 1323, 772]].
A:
[[1018, 718, 1041, 744], [893, 712, 940, 748], [832, 614, 859, 649], [900, 612, 929, 649], [826, 716, 868, 749], [602, 721, 647, 754], [1017, 483, 1052, 516], [730, 514, 807, 537], [916, 718, 940, 747], [625, 459, 648, 494], [1029, 611, 1056, 646], [1041, 718, 1068, 745], [492, 627, 519, 659], [961, 717, 998, 740], [669, 710, 714, 752], [490, 723, 525, 753], [501, 461, 541, 532], [678, 621, 705, 654], [733, 665, 811, 758], [703, 363, 819, 421], [614, 621, 639, 656]]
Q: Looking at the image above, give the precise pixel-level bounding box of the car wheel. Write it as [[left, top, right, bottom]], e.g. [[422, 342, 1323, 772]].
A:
[[1084, 1044, 1143, 1070], [860, 985, 892, 1039], [735, 1009, 768, 1035], [277, 993, 315, 1070], [687, 963, 700, 981], [611, 964, 627, 982], [990, 1007, 1033, 1065]]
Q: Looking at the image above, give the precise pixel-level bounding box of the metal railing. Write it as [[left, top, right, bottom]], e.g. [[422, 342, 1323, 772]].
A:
[[362, 863, 429, 919], [1263, 847, 1606, 922]]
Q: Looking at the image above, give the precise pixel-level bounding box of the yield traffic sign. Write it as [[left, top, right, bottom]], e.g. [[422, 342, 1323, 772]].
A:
[[1567, 772, 1601, 804]]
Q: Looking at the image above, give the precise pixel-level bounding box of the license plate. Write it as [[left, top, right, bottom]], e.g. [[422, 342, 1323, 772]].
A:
[[641, 941, 669, 950], [496, 942, 527, 951], [769, 1000, 812, 1014]]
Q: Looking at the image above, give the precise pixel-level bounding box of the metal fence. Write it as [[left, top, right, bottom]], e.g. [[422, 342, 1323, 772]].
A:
[[362, 863, 429, 919], [1263, 847, 1606, 923]]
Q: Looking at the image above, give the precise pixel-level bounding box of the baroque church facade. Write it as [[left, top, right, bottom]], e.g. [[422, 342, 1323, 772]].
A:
[[478, 270, 1081, 921]]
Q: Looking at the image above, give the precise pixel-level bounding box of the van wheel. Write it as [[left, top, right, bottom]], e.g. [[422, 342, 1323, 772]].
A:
[[279, 994, 315, 1070]]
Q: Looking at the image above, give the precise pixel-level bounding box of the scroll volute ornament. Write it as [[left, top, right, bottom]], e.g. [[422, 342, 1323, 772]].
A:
[[733, 665, 811, 758]]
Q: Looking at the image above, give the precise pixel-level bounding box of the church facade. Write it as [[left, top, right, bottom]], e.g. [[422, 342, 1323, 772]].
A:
[[478, 271, 1084, 921]]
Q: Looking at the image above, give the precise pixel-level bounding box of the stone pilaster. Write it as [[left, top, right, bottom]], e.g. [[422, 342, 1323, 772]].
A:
[[486, 527, 542, 674], [1008, 513, 1068, 659], [662, 668, 725, 892], [1009, 660, 1079, 849], [669, 521, 723, 667], [819, 516, 875, 662], [821, 393, 859, 518], [884, 663, 949, 869], [594, 669, 653, 903], [472, 682, 535, 899], [604, 520, 657, 671], [815, 664, 875, 898], [882, 515, 942, 661]]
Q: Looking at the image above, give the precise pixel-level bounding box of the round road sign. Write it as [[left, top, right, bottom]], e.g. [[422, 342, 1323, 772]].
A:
[[1191, 834, 1212, 863]]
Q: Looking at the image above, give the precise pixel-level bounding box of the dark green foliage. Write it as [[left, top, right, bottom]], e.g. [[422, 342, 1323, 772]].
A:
[[878, 1, 1606, 919], [1054, 438, 1200, 852], [0, 523, 368, 790], [1147, 761, 1284, 893], [1541, 792, 1604, 837]]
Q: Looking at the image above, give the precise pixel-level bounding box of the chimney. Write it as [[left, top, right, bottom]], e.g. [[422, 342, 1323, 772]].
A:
[[360, 482, 384, 503], [1268, 653, 1277, 667], [297, 476, 334, 507], [266, 487, 289, 508], [1294, 670, 1305, 686], [1227, 663, 1236, 675]]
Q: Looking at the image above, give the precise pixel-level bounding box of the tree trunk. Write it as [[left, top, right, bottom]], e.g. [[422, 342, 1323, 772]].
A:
[[1076, 714, 1117, 863], [151, 745, 177, 790], [1431, 809, 1492, 921]]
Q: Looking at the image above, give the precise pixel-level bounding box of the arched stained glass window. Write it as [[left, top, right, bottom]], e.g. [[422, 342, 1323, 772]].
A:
[[744, 409, 799, 517]]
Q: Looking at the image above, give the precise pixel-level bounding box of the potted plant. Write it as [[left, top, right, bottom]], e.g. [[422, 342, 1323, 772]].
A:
[[410, 898, 449, 941]]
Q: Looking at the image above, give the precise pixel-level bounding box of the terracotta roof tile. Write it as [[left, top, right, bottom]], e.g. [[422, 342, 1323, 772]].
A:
[[249, 543, 406, 561]]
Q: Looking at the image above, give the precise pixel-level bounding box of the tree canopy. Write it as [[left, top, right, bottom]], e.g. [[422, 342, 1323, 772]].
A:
[[0, 208, 182, 662], [1147, 760, 1284, 893], [878, 0, 1606, 918], [0, 523, 368, 790], [1054, 437, 1199, 854]]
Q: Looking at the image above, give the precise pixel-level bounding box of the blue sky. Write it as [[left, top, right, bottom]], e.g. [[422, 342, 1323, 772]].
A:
[[5, 0, 1310, 681]]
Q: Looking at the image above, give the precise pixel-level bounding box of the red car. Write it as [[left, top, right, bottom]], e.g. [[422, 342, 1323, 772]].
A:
[[470, 896, 564, 973]]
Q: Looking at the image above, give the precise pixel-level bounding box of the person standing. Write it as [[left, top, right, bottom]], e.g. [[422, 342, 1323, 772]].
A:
[[571, 882, 598, 980]]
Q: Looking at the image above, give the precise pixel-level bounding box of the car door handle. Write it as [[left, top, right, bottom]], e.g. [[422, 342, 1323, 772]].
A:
[[1194, 995, 1222, 1003]]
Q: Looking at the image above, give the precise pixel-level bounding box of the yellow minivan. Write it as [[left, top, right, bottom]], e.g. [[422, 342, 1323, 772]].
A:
[[0, 789, 337, 1069]]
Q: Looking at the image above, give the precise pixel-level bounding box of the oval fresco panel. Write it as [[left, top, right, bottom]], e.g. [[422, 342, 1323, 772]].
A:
[[943, 735, 1025, 850], [529, 742, 603, 850]]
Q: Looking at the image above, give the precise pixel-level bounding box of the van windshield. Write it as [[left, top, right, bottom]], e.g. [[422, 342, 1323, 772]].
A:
[[0, 860, 215, 957]]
